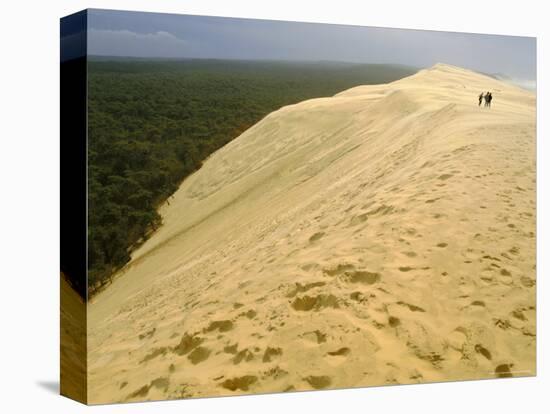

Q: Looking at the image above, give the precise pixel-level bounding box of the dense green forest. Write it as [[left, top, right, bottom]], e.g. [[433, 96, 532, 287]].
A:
[[87, 58, 417, 295]]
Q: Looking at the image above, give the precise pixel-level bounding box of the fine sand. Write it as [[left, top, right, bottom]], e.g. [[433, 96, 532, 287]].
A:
[[61, 275, 87, 402], [87, 64, 536, 404]]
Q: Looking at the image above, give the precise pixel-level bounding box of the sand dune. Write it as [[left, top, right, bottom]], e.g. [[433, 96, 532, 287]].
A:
[[60, 275, 87, 402], [87, 63, 536, 404]]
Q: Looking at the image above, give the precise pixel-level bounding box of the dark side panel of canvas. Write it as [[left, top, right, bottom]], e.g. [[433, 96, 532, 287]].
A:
[[60, 9, 88, 404]]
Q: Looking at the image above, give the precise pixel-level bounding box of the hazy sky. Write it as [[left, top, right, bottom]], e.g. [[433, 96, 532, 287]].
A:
[[88, 9, 536, 81]]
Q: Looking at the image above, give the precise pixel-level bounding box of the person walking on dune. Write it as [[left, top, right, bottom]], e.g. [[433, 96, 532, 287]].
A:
[[484, 92, 493, 108], [478, 92, 484, 106]]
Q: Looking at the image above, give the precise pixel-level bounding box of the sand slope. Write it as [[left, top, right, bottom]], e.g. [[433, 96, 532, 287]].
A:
[[60, 275, 87, 402], [88, 64, 536, 404]]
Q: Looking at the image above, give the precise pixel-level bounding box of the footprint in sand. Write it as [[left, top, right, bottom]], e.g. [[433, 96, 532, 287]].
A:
[[220, 375, 258, 391], [499, 268, 514, 285], [286, 281, 326, 298], [243, 309, 257, 319], [187, 346, 211, 364], [140, 347, 169, 364], [520, 276, 535, 288], [396, 301, 426, 312], [349, 213, 369, 226], [204, 320, 234, 333], [172, 332, 204, 356], [398, 266, 414, 272], [346, 271, 380, 284], [262, 366, 288, 380], [138, 327, 156, 340], [349, 204, 395, 227], [469, 300, 486, 308], [511, 308, 527, 321], [223, 343, 238, 354], [474, 344, 492, 360], [323, 263, 381, 285], [350, 291, 368, 303], [495, 364, 514, 378], [262, 347, 283, 363], [309, 232, 325, 242], [233, 348, 255, 364], [301, 330, 327, 344], [325, 347, 351, 367], [291, 294, 340, 311], [327, 347, 351, 357], [388, 316, 401, 327], [125, 377, 170, 400], [304, 375, 332, 389]]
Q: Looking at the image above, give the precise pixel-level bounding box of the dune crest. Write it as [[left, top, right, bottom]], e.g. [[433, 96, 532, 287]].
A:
[[88, 64, 535, 403]]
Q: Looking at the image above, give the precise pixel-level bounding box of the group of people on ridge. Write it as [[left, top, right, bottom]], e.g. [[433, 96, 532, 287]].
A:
[[478, 91, 493, 107]]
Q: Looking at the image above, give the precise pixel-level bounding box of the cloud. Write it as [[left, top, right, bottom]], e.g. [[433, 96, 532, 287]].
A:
[[88, 29, 188, 57], [86, 12, 536, 80]]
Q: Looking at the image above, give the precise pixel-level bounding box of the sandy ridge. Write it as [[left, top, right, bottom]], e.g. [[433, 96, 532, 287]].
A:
[[88, 63, 536, 404]]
